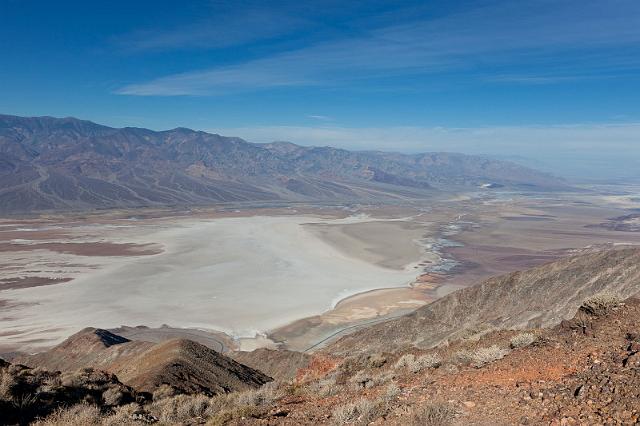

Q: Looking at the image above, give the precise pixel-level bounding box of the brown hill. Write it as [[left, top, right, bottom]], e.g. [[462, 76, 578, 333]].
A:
[[114, 338, 271, 395], [325, 248, 640, 356], [18, 328, 271, 396], [20, 328, 154, 373]]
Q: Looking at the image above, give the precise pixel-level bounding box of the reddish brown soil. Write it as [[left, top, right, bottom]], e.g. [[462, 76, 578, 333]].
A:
[[239, 296, 640, 425]]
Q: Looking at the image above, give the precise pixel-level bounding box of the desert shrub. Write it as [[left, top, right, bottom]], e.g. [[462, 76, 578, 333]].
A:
[[149, 393, 212, 423], [206, 405, 263, 426], [510, 333, 537, 349], [395, 353, 441, 373], [33, 404, 103, 426], [102, 387, 124, 406], [61, 368, 112, 389], [101, 403, 146, 426], [236, 383, 280, 407], [372, 370, 396, 386], [177, 394, 210, 419], [332, 398, 381, 425], [309, 376, 342, 397], [581, 292, 622, 316], [367, 353, 387, 368], [394, 354, 416, 370], [385, 383, 401, 400], [282, 381, 305, 397], [152, 384, 176, 401], [412, 354, 442, 372], [204, 392, 239, 417], [12, 393, 38, 411], [0, 369, 17, 399], [337, 355, 369, 377], [471, 345, 509, 368], [349, 370, 375, 390], [409, 402, 458, 425], [41, 375, 63, 392], [451, 350, 474, 366]]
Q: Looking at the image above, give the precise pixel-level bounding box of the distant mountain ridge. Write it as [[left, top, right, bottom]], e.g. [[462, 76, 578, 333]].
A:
[[0, 114, 567, 213]]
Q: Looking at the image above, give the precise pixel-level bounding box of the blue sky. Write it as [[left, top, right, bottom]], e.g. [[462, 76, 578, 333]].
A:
[[1, 0, 639, 178]]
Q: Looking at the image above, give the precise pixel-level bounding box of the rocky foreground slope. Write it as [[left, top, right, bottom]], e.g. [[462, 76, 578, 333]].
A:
[[0, 114, 566, 213], [326, 248, 640, 356], [3, 248, 640, 425]]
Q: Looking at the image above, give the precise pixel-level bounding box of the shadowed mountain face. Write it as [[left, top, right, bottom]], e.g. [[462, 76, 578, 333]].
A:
[[0, 114, 566, 213]]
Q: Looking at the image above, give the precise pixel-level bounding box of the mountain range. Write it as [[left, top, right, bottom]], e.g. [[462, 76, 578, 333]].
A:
[[0, 114, 566, 214]]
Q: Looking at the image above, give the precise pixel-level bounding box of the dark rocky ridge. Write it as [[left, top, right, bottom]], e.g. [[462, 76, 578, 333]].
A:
[[325, 248, 640, 356], [0, 114, 567, 214]]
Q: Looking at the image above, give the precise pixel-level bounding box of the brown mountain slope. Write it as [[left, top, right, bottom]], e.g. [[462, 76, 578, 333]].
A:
[[19, 328, 154, 372], [325, 248, 640, 356], [0, 114, 567, 213], [114, 338, 272, 395], [230, 348, 312, 381], [227, 293, 640, 425], [18, 328, 271, 396]]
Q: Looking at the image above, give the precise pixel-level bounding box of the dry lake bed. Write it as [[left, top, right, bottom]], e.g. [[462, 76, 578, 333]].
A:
[[2, 186, 640, 354]]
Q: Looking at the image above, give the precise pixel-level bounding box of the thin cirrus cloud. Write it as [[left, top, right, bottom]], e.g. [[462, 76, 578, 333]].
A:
[[117, 0, 640, 96], [306, 114, 333, 121], [113, 8, 306, 52]]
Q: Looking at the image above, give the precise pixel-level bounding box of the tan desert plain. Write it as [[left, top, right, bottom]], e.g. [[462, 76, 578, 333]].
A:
[[2, 185, 640, 355]]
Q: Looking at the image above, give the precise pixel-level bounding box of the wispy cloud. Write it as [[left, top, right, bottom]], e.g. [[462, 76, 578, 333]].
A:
[[113, 5, 305, 52], [306, 114, 333, 121], [117, 0, 640, 96]]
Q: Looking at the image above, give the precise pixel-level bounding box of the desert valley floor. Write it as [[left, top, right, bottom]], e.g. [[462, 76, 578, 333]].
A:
[[2, 185, 640, 356]]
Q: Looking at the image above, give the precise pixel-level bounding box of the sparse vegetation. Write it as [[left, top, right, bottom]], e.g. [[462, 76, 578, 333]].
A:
[[451, 349, 474, 366], [367, 353, 387, 368], [349, 370, 375, 389], [471, 345, 509, 368], [0, 362, 138, 425], [385, 382, 401, 400], [394, 353, 416, 369], [332, 398, 382, 425], [408, 402, 458, 425], [394, 353, 442, 373], [413, 354, 442, 371], [149, 393, 211, 423], [308, 375, 342, 397], [32, 404, 103, 426], [581, 292, 622, 316], [510, 332, 537, 349], [236, 382, 280, 407], [152, 383, 176, 401]]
